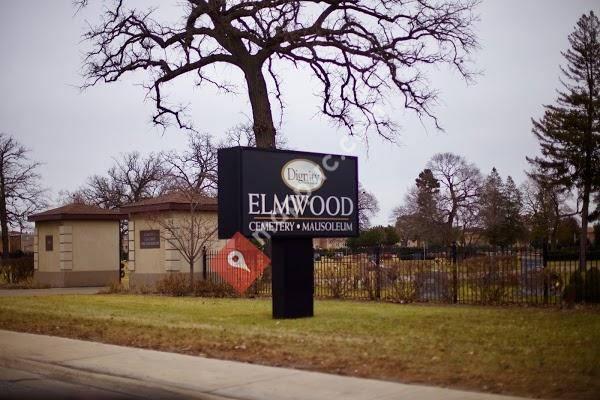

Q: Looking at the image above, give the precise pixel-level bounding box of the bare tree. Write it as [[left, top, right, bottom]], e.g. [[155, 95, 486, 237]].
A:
[[149, 190, 218, 288], [78, 0, 479, 148], [455, 205, 482, 246], [56, 189, 92, 206], [165, 132, 219, 196], [223, 123, 258, 147], [80, 151, 167, 209], [70, 151, 167, 250], [521, 175, 578, 248], [427, 152, 482, 243], [221, 122, 288, 149], [357, 183, 379, 231], [0, 133, 47, 257]]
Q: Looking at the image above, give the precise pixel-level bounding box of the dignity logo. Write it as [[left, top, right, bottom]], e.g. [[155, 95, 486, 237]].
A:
[[281, 159, 326, 192]]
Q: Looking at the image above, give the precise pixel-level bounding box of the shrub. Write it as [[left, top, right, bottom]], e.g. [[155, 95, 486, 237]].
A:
[[323, 266, 349, 298], [359, 267, 377, 300], [155, 273, 191, 297], [315, 261, 360, 299], [0, 256, 34, 284], [245, 265, 271, 297], [100, 281, 129, 294], [136, 284, 155, 295], [563, 268, 600, 304], [414, 270, 453, 302], [0, 279, 50, 289], [460, 255, 518, 304], [383, 262, 417, 302], [563, 271, 584, 305], [388, 278, 418, 303], [585, 267, 600, 303], [192, 279, 237, 298]]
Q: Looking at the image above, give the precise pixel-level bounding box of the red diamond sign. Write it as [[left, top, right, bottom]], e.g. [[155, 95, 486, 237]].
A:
[[212, 232, 271, 294]]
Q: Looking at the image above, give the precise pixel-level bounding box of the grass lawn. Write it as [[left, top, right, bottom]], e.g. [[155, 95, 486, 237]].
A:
[[0, 295, 598, 399]]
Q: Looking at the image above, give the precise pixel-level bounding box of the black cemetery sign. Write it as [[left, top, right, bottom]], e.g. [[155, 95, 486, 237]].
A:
[[218, 147, 359, 238], [218, 147, 359, 319]]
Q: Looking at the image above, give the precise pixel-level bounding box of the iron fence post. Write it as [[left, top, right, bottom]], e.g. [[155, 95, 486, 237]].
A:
[[202, 246, 207, 280], [375, 246, 381, 300], [451, 242, 458, 304], [542, 241, 549, 304]]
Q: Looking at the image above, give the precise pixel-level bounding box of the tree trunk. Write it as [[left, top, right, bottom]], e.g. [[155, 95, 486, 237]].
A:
[[579, 183, 591, 271], [579, 69, 594, 272], [244, 66, 276, 149], [190, 259, 194, 290], [0, 171, 9, 259], [550, 221, 559, 251], [446, 204, 457, 245]]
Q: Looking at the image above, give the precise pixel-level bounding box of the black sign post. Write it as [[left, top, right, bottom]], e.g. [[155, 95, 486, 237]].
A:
[[218, 147, 359, 318], [271, 237, 314, 318]]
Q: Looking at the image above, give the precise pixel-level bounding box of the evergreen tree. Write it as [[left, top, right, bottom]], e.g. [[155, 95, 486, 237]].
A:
[[527, 11, 600, 270], [415, 169, 442, 221], [392, 169, 444, 246], [346, 225, 399, 248], [501, 176, 525, 245], [480, 168, 505, 246]]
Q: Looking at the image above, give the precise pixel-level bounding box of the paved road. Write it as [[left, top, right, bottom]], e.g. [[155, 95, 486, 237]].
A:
[[0, 365, 137, 400], [0, 287, 105, 297], [0, 330, 531, 400]]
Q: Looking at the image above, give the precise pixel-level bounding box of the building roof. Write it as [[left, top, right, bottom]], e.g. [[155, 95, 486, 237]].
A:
[[120, 192, 218, 214], [28, 203, 126, 222]]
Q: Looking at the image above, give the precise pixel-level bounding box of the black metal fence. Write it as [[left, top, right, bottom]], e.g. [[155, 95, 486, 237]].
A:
[[203, 246, 600, 305]]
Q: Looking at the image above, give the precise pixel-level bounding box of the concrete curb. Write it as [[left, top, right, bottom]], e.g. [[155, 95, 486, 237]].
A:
[[0, 356, 230, 400], [0, 330, 533, 400]]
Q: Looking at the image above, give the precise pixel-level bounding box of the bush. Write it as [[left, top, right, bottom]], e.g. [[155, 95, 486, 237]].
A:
[[585, 267, 600, 303], [384, 262, 417, 302], [100, 281, 129, 294], [563, 271, 584, 304], [414, 270, 453, 302], [192, 280, 237, 298], [151, 273, 239, 298], [0, 279, 50, 289], [563, 268, 600, 304], [461, 255, 517, 304], [323, 265, 349, 298], [359, 267, 377, 300], [136, 284, 155, 295], [155, 273, 191, 296], [245, 265, 272, 297], [388, 278, 418, 303], [0, 256, 34, 284]]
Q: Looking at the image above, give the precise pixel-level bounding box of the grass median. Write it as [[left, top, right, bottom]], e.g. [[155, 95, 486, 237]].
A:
[[0, 295, 598, 399]]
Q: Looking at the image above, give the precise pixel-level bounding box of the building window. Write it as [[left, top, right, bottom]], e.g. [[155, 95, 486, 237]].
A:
[[45, 235, 53, 251], [140, 230, 160, 249]]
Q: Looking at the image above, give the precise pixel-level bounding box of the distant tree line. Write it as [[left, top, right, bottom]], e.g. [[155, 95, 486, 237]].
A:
[[389, 11, 600, 262], [389, 153, 589, 250], [60, 126, 379, 230]]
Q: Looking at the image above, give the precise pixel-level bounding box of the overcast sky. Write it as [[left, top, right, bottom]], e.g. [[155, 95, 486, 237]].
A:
[[0, 0, 597, 226]]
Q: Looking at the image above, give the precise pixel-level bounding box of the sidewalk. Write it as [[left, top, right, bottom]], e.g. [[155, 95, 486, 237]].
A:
[[0, 287, 105, 297], [0, 330, 530, 400]]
